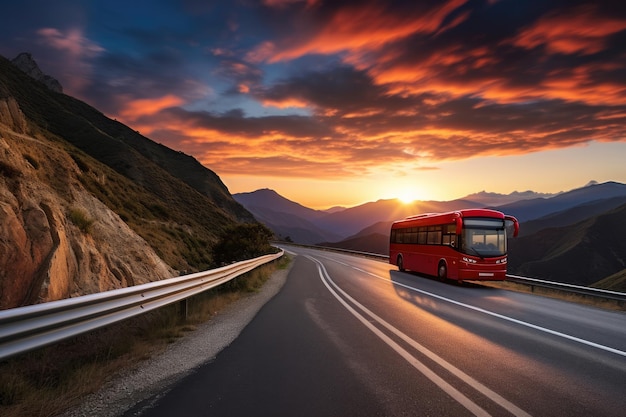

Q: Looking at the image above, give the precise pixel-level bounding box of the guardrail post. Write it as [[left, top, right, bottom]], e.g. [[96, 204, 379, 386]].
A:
[[179, 298, 188, 321]]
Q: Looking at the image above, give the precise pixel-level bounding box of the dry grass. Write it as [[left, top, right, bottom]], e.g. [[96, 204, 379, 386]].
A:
[[0, 256, 290, 417]]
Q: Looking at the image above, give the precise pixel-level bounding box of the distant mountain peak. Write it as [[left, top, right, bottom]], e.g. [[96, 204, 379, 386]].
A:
[[585, 180, 599, 187], [463, 189, 555, 206], [252, 188, 279, 195], [234, 189, 323, 217], [11, 52, 63, 93]]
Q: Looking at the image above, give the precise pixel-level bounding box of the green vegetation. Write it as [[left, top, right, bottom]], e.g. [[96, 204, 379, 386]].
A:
[[213, 223, 277, 266], [68, 208, 94, 234], [0, 255, 290, 417]]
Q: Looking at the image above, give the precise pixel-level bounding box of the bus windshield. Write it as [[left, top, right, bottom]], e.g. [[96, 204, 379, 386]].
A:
[[461, 218, 507, 258]]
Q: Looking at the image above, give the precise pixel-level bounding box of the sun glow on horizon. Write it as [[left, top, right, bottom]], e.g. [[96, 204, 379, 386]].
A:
[[390, 184, 427, 204], [397, 193, 418, 204]]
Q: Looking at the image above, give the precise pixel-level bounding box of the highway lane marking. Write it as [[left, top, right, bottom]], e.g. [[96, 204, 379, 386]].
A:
[[307, 255, 532, 417], [320, 254, 626, 359]]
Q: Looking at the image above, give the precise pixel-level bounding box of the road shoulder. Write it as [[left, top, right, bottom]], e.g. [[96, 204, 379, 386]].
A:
[[61, 261, 292, 417]]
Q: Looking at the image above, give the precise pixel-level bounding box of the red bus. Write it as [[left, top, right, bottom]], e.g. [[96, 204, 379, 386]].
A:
[[389, 209, 519, 281]]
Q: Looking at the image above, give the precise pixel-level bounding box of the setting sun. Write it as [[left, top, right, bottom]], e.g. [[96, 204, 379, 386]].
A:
[[391, 184, 425, 204], [397, 192, 418, 204]]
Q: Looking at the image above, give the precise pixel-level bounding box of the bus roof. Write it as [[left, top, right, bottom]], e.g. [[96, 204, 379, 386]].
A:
[[392, 208, 506, 227]]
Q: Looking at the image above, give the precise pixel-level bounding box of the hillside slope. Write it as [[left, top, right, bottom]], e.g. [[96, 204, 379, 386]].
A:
[[592, 269, 626, 292], [0, 102, 174, 308], [0, 54, 255, 308], [1, 55, 252, 223], [508, 203, 626, 286]]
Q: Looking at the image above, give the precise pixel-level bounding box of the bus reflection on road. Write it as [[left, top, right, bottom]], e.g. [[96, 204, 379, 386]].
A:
[[390, 270, 442, 312], [387, 269, 530, 356]]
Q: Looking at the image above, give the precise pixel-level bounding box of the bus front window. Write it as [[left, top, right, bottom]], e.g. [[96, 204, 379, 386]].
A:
[[461, 218, 507, 257]]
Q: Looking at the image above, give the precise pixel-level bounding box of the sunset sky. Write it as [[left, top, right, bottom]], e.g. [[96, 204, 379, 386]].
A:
[[2, 0, 626, 209]]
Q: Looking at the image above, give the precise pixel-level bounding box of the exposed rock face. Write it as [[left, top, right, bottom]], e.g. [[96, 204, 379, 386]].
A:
[[0, 98, 174, 309], [11, 52, 63, 93]]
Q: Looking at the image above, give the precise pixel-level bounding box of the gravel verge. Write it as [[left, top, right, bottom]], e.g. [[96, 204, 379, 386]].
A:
[[60, 262, 292, 417]]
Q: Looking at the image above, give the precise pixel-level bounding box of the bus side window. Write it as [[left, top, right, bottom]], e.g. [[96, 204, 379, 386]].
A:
[[442, 224, 456, 247], [418, 227, 427, 244]]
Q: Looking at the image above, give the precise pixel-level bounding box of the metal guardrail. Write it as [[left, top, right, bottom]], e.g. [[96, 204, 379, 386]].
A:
[[276, 242, 389, 261], [277, 242, 626, 304], [0, 251, 284, 361], [505, 274, 626, 303]]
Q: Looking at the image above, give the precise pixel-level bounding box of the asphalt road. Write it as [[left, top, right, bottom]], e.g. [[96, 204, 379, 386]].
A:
[[125, 245, 626, 417]]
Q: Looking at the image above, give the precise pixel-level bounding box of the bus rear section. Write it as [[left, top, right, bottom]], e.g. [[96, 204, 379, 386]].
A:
[[389, 209, 519, 281]]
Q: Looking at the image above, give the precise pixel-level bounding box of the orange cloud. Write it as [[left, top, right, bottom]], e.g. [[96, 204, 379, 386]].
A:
[[370, 40, 626, 108], [261, 97, 310, 109], [510, 5, 626, 55], [257, 0, 469, 63], [118, 94, 185, 121]]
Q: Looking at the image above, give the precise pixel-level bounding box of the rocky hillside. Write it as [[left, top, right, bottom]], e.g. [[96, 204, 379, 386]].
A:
[[0, 54, 255, 309], [0, 99, 174, 308]]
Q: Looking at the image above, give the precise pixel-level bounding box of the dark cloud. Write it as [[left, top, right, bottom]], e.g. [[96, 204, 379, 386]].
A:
[[254, 65, 393, 113], [162, 107, 334, 138]]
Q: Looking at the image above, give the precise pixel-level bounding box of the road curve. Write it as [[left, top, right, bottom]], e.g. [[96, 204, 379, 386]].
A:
[[126, 245, 626, 417]]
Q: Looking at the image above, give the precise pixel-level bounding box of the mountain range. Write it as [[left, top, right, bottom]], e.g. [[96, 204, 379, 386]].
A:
[[235, 182, 626, 290]]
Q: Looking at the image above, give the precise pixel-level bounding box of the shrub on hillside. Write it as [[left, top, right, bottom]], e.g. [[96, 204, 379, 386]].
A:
[[212, 223, 275, 265], [69, 208, 94, 234]]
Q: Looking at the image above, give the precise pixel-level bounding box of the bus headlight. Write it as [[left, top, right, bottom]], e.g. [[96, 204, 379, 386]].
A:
[[462, 257, 477, 264]]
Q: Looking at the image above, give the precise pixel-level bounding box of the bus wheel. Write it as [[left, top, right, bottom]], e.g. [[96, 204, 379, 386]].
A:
[[438, 262, 447, 281], [397, 255, 405, 272]]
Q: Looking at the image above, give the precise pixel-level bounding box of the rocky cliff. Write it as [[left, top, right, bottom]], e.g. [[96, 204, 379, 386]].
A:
[[0, 97, 174, 309], [11, 53, 63, 93]]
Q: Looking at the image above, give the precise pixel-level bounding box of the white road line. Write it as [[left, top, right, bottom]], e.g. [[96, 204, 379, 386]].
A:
[[308, 256, 532, 417], [323, 255, 626, 358]]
